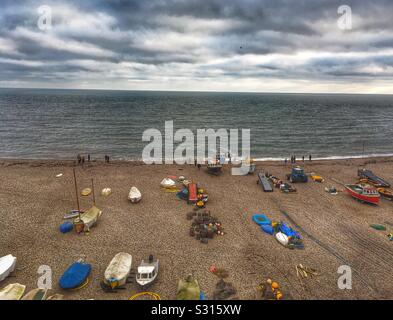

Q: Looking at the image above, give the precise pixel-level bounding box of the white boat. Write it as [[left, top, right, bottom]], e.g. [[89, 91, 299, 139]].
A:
[[104, 252, 132, 289], [74, 205, 102, 231], [101, 188, 112, 196], [21, 288, 48, 300], [275, 232, 289, 247], [161, 178, 176, 188], [128, 187, 142, 203], [136, 255, 159, 288], [0, 283, 26, 300], [0, 254, 17, 282]]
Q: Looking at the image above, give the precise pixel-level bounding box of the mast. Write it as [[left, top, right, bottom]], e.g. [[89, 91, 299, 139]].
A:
[[73, 167, 81, 219]]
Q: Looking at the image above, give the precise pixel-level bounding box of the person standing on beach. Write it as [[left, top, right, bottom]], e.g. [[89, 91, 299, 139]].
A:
[[88, 154, 91, 162], [194, 159, 197, 167], [302, 156, 305, 162], [309, 154, 312, 161], [285, 158, 287, 166], [197, 163, 201, 170], [81, 156, 85, 165], [77, 154, 81, 165]]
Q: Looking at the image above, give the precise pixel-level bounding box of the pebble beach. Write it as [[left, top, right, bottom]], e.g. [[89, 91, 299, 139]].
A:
[[1, 157, 393, 300]]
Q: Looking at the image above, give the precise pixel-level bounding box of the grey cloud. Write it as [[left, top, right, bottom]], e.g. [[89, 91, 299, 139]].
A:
[[0, 0, 393, 91]]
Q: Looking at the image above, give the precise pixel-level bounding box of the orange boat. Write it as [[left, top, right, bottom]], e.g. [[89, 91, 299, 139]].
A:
[[188, 183, 198, 204]]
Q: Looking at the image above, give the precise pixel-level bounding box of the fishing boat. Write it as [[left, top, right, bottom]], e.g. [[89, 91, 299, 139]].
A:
[[104, 252, 132, 289], [377, 188, 393, 201], [21, 288, 48, 300], [0, 254, 17, 282], [207, 162, 222, 175], [161, 178, 176, 189], [136, 255, 159, 288], [74, 205, 102, 232], [358, 169, 390, 188], [59, 261, 92, 290], [0, 283, 26, 300], [344, 184, 380, 205], [128, 187, 142, 203]]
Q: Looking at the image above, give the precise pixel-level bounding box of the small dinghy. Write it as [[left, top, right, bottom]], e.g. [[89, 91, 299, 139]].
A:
[[22, 288, 48, 300], [101, 188, 112, 197], [104, 252, 132, 289], [325, 186, 338, 195], [0, 283, 26, 300], [252, 214, 271, 226], [74, 206, 102, 232], [81, 188, 92, 196], [136, 255, 159, 288], [161, 178, 176, 189], [59, 261, 92, 290], [128, 187, 142, 203], [0, 254, 17, 282], [275, 232, 289, 247]]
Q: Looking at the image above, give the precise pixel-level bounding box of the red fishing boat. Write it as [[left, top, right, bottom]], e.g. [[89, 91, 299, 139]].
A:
[[344, 184, 380, 205]]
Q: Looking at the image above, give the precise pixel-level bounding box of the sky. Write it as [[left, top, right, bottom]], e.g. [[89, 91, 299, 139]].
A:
[[0, 0, 393, 93]]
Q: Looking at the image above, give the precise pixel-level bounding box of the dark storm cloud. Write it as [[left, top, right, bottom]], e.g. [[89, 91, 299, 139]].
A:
[[0, 0, 393, 91]]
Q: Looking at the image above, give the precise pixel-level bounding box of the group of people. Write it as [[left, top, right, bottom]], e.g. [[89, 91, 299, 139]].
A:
[[285, 155, 312, 165], [76, 154, 110, 164], [76, 154, 90, 165]]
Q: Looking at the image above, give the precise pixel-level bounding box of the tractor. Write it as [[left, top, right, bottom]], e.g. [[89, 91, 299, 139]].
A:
[[286, 166, 308, 183]]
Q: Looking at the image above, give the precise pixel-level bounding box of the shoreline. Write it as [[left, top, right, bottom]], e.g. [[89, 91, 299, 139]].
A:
[[1, 155, 393, 167]]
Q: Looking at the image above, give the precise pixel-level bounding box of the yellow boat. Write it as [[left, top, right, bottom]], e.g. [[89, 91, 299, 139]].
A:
[[74, 206, 102, 231], [311, 175, 324, 182], [377, 188, 393, 200]]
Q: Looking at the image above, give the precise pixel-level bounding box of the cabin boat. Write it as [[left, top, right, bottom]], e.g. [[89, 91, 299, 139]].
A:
[[344, 184, 380, 205], [136, 255, 159, 288], [358, 169, 390, 188]]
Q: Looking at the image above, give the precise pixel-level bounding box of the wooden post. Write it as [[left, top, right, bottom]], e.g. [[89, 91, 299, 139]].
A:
[[91, 178, 96, 206], [73, 168, 81, 219]]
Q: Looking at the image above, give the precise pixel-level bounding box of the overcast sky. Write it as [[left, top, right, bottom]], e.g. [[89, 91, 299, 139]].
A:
[[0, 0, 393, 93]]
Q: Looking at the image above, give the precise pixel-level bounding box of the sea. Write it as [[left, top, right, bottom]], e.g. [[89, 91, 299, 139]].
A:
[[0, 88, 393, 161]]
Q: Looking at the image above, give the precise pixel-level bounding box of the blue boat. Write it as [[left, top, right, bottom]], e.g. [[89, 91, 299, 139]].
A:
[[59, 262, 92, 290], [252, 214, 271, 226]]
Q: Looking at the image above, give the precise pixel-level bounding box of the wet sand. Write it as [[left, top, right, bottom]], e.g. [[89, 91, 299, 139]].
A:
[[1, 157, 393, 300]]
